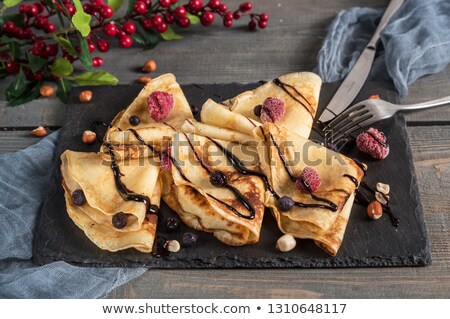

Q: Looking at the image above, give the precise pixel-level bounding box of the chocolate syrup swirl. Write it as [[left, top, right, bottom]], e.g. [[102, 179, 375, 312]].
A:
[[273, 78, 314, 119], [104, 142, 159, 216], [343, 174, 359, 187], [128, 128, 161, 157], [183, 134, 255, 220], [352, 158, 367, 176]]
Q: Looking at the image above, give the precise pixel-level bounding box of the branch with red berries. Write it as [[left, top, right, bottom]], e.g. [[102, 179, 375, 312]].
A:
[[0, 0, 269, 106]]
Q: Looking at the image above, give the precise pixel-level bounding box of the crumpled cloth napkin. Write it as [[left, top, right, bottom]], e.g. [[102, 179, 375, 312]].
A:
[[0, 132, 146, 298], [315, 0, 450, 98]]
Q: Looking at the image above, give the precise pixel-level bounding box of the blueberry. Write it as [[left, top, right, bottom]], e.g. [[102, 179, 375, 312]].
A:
[[71, 189, 86, 206], [112, 212, 128, 229], [165, 217, 180, 232], [129, 115, 140, 126], [152, 236, 170, 257], [182, 232, 198, 247], [190, 104, 199, 114], [210, 170, 227, 187], [253, 104, 262, 117], [277, 196, 295, 212]]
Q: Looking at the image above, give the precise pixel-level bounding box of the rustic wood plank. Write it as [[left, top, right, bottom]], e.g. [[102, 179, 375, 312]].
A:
[[1, 0, 449, 127], [1, 125, 448, 298]]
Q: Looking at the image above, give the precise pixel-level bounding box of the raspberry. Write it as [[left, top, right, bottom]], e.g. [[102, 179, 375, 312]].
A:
[[356, 127, 389, 160], [160, 149, 172, 171], [147, 91, 174, 122], [260, 97, 285, 123], [295, 167, 321, 193]]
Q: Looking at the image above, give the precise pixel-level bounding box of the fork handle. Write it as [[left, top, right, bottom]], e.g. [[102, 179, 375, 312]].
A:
[[398, 95, 450, 111]]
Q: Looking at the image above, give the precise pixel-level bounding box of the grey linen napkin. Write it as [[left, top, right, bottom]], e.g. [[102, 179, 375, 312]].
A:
[[315, 0, 450, 98], [0, 132, 146, 298]]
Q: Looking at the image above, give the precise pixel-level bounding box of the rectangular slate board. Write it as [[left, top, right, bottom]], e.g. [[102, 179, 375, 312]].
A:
[[33, 81, 431, 268]]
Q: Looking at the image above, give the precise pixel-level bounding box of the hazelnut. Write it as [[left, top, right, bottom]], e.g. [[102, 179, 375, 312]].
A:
[[166, 240, 180, 253], [79, 90, 93, 103], [39, 85, 55, 97], [30, 126, 47, 137], [376, 182, 390, 195], [276, 234, 297, 252], [137, 76, 152, 84], [82, 130, 97, 144], [367, 201, 383, 220], [375, 191, 389, 205], [369, 94, 380, 99], [142, 59, 157, 73]]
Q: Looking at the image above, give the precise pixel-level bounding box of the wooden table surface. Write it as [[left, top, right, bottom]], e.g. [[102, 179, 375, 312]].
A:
[[1, 0, 449, 298]]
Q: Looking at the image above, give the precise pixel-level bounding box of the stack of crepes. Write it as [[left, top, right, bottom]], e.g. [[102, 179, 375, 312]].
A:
[[61, 72, 365, 256]]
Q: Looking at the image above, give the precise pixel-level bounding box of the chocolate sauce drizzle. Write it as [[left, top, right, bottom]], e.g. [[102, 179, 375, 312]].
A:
[[104, 142, 159, 216], [352, 158, 367, 176], [128, 128, 161, 157], [273, 78, 314, 119], [343, 174, 359, 187]]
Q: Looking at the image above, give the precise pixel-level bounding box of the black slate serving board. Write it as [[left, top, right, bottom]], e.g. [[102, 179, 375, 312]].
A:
[[33, 81, 431, 268]]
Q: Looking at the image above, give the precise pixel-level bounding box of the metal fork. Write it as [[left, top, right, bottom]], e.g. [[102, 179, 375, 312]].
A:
[[323, 95, 450, 141]]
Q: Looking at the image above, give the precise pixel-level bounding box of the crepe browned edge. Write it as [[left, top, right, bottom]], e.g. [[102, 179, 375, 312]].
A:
[[222, 72, 322, 139], [161, 133, 266, 246], [254, 123, 365, 256]]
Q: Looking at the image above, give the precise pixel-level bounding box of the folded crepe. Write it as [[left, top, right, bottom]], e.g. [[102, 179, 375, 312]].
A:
[[61, 150, 161, 253], [254, 123, 365, 256], [161, 132, 265, 246], [222, 72, 322, 139]]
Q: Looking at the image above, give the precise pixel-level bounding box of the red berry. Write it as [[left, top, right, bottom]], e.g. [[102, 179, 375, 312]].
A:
[[356, 128, 390, 160], [224, 12, 233, 21], [44, 22, 56, 33], [208, 0, 220, 9], [239, 2, 252, 12], [2, 21, 15, 35], [33, 40, 46, 50], [233, 12, 240, 19], [133, 1, 147, 15], [174, 6, 187, 18], [115, 29, 126, 39], [201, 11, 214, 26], [295, 167, 321, 193], [260, 13, 269, 22], [103, 22, 117, 36], [91, 0, 105, 10], [101, 5, 114, 18], [147, 91, 175, 122], [92, 57, 104, 67], [176, 17, 190, 28], [155, 22, 167, 33], [218, 3, 227, 12], [165, 12, 175, 24], [260, 97, 286, 123], [26, 70, 42, 82], [119, 35, 133, 48], [33, 15, 47, 29], [143, 0, 153, 7], [19, 4, 29, 14], [258, 21, 267, 29], [27, 5, 39, 17], [123, 21, 136, 34], [159, 0, 171, 7], [248, 20, 257, 30], [15, 28, 25, 39], [83, 3, 95, 14], [97, 39, 110, 52], [6, 61, 20, 74], [189, 0, 203, 11], [45, 44, 58, 56], [142, 18, 153, 30], [170, 0, 178, 4], [65, 4, 75, 16], [152, 15, 164, 27], [35, 2, 45, 13], [223, 19, 232, 27], [88, 41, 95, 53]]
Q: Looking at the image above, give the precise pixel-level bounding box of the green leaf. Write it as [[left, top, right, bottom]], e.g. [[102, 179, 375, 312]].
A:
[[76, 33, 94, 71], [72, 0, 91, 37], [57, 78, 72, 103], [3, 0, 23, 7], [52, 35, 77, 57], [7, 82, 42, 107], [9, 41, 20, 60], [126, 0, 137, 15], [5, 69, 26, 100], [0, 14, 26, 29], [50, 58, 74, 77], [133, 28, 160, 49], [108, 0, 123, 11], [160, 25, 183, 41], [73, 71, 119, 86], [42, 0, 66, 27], [186, 12, 200, 25], [27, 53, 48, 72]]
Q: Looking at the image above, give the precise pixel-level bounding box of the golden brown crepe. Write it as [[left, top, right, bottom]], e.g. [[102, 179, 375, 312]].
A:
[[223, 72, 322, 139], [161, 132, 266, 246], [60, 150, 161, 252], [254, 123, 365, 256]]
